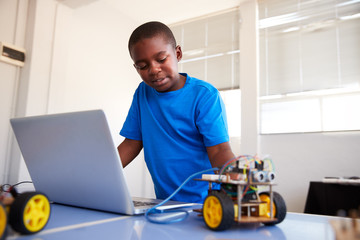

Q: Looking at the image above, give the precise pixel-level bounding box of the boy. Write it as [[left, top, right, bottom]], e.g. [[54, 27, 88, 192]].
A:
[[118, 21, 235, 203]]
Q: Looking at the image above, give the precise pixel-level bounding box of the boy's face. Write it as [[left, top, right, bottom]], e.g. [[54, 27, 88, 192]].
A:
[[130, 35, 184, 92]]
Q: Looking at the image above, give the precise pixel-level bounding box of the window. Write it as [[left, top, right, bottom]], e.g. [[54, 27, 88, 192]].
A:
[[259, 0, 360, 133], [171, 9, 240, 90], [220, 89, 241, 137], [171, 9, 241, 137]]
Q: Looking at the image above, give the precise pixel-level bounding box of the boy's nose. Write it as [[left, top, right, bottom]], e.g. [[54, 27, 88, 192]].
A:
[[149, 62, 161, 75]]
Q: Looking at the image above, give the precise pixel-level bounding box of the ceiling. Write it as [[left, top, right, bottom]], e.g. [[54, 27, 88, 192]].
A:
[[102, 0, 244, 24]]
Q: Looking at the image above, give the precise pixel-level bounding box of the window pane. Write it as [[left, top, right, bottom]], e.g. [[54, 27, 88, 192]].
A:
[[181, 60, 205, 81], [260, 30, 301, 96], [302, 26, 339, 91], [259, 0, 360, 133], [261, 99, 321, 133], [259, 0, 360, 95], [220, 89, 241, 137], [172, 26, 183, 46], [183, 20, 206, 55], [339, 19, 360, 87], [171, 9, 240, 90], [323, 94, 360, 131], [207, 11, 239, 55], [207, 53, 239, 89]]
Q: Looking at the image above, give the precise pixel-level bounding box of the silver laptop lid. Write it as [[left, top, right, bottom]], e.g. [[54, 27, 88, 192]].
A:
[[10, 110, 136, 215]]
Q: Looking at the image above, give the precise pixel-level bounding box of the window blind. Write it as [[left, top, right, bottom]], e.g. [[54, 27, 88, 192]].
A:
[[259, 0, 360, 97], [171, 9, 240, 90]]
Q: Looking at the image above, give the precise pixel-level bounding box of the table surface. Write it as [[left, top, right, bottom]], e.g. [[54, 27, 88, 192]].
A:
[[7, 203, 338, 240]]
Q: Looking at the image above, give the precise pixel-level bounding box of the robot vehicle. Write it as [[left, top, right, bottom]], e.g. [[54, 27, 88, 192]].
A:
[[0, 185, 51, 240], [197, 155, 287, 231]]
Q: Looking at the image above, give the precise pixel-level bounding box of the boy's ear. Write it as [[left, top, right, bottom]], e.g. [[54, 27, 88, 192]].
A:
[[175, 45, 182, 62]]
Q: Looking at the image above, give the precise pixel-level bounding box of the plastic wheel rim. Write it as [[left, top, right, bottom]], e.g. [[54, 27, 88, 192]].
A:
[[0, 205, 6, 237], [203, 195, 223, 229], [23, 194, 50, 232], [260, 194, 277, 218]]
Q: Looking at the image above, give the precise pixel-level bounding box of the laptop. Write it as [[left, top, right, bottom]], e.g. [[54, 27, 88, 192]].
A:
[[10, 109, 199, 215]]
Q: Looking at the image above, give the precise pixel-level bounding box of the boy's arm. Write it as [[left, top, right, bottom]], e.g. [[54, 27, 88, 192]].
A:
[[117, 138, 143, 168], [206, 142, 235, 168]]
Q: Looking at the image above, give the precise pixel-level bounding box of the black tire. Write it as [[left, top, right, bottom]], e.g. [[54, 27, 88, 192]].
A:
[[203, 191, 234, 231], [8, 192, 51, 234], [259, 191, 287, 225], [0, 203, 8, 240]]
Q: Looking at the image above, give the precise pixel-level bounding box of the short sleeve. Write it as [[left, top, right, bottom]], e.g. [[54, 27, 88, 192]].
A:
[[195, 89, 229, 147]]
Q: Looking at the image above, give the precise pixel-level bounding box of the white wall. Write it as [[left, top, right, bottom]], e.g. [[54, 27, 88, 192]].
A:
[[0, 0, 28, 184], [45, 1, 155, 198], [0, 0, 154, 198], [261, 132, 360, 212]]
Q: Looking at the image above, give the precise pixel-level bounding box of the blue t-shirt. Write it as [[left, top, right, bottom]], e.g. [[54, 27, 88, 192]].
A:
[[120, 73, 229, 203]]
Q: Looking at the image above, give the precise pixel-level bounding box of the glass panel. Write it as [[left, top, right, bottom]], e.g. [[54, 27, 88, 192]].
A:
[[259, 0, 360, 134], [323, 94, 360, 131], [171, 9, 240, 90], [267, 30, 301, 95], [220, 89, 241, 137], [181, 60, 205, 81], [259, 0, 360, 96], [260, 99, 322, 134], [182, 20, 206, 60], [207, 53, 239, 90], [301, 26, 339, 91], [207, 11, 239, 55], [339, 19, 360, 87], [258, 0, 299, 19], [171, 25, 183, 46]]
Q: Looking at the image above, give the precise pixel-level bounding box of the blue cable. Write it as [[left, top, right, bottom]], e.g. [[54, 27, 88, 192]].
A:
[[145, 167, 219, 224]]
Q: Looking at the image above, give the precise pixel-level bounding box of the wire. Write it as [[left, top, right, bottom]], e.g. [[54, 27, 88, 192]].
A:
[[264, 157, 275, 172], [219, 155, 257, 177], [12, 181, 33, 187], [145, 167, 219, 224], [242, 184, 250, 197], [144, 155, 276, 224], [0, 181, 33, 193]]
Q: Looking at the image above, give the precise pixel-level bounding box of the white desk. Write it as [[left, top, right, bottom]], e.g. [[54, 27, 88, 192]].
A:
[[7, 203, 337, 240]]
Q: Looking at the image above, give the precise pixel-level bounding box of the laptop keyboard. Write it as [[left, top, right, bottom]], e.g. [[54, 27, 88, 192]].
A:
[[133, 200, 158, 207]]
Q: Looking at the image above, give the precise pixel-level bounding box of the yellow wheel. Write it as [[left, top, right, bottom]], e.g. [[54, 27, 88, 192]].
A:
[[203, 191, 234, 231], [9, 192, 51, 234], [260, 192, 277, 217], [259, 192, 286, 225], [0, 203, 8, 240]]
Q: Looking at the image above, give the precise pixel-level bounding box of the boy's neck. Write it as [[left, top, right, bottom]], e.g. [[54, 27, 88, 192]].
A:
[[177, 73, 187, 90]]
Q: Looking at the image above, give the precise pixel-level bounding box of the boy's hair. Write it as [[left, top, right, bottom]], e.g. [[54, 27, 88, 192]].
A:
[[128, 21, 177, 53]]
